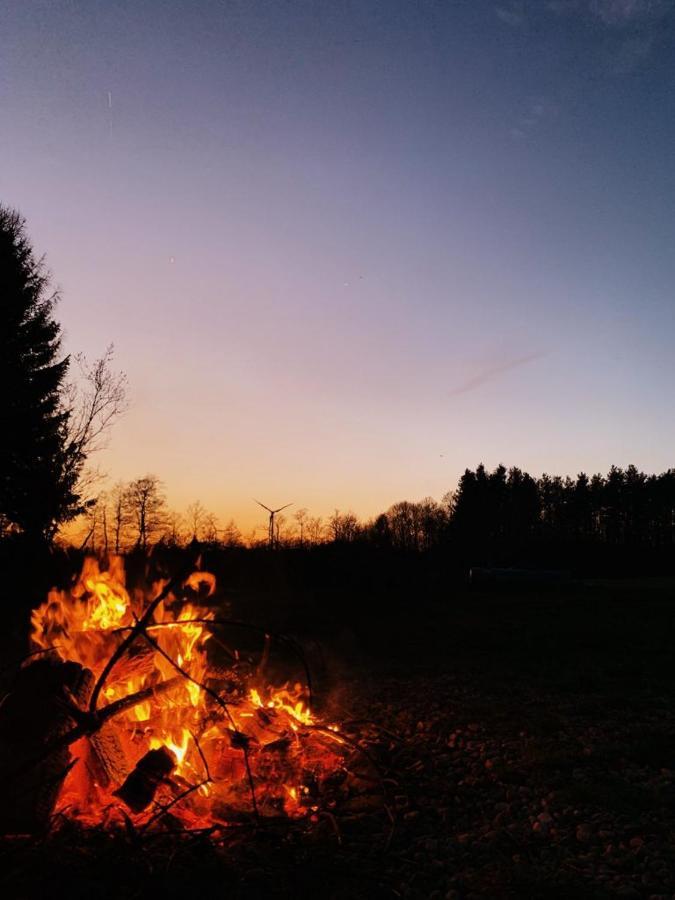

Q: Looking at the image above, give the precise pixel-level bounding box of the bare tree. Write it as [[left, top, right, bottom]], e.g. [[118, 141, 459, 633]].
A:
[[62, 345, 128, 502], [222, 518, 243, 547], [306, 515, 325, 545], [186, 500, 207, 542], [126, 475, 167, 550], [244, 527, 260, 548], [328, 509, 359, 542], [109, 481, 131, 554], [79, 495, 102, 552], [341, 511, 360, 542], [164, 509, 186, 547], [100, 492, 109, 555], [66, 346, 128, 456], [202, 511, 220, 544], [294, 507, 308, 546]]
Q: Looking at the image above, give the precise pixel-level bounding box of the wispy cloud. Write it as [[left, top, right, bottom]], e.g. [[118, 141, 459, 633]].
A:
[[504, 1, 673, 75], [495, 2, 527, 28], [448, 352, 545, 397], [515, 0, 673, 25], [606, 33, 655, 73], [510, 97, 558, 141], [587, 1, 672, 73], [589, 0, 673, 25]]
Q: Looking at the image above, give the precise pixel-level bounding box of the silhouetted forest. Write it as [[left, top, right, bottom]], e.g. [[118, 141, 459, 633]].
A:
[[1, 205, 674, 597], [179, 462, 675, 579]]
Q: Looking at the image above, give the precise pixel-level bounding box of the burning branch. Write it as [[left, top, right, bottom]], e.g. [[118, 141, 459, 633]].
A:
[[138, 627, 260, 820], [1, 556, 375, 837]]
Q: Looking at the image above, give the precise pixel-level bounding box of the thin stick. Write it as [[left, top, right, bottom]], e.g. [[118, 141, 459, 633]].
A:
[[114, 618, 314, 706], [141, 779, 210, 832], [138, 628, 236, 730], [98, 676, 183, 719], [190, 730, 211, 782]]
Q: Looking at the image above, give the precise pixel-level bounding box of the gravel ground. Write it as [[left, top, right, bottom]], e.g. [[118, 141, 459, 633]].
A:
[[336, 669, 675, 899], [3, 581, 675, 898], [3, 666, 675, 899]]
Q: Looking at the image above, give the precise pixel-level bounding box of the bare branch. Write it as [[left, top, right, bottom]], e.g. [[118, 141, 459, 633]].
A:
[[66, 344, 129, 458]]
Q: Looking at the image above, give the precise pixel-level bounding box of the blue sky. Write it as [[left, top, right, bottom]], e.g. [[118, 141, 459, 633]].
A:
[[1, 0, 674, 528]]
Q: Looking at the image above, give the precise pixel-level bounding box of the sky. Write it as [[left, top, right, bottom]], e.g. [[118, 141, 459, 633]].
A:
[[1, 0, 674, 533]]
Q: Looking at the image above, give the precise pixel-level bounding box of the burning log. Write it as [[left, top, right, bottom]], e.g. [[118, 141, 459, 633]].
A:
[[87, 720, 129, 789], [10, 557, 356, 834], [113, 747, 175, 813], [0, 657, 93, 834], [105, 643, 155, 684]]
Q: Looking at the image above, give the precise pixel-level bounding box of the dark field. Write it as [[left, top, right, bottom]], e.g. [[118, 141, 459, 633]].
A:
[[3, 575, 675, 899]]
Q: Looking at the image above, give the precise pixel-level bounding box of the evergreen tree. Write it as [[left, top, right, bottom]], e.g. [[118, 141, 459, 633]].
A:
[[0, 206, 81, 541]]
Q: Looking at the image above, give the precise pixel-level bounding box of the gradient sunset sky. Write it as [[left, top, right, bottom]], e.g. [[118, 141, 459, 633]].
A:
[[2, 1, 674, 533]]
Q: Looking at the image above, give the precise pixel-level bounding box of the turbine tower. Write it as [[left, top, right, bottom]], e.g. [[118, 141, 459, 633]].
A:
[[254, 499, 293, 548]]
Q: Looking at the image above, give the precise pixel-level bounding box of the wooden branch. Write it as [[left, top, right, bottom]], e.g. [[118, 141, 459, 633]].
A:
[[7, 676, 183, 783], [139, 630, 259, 821], [114, 617, 314, 706], [141, 777, 210, 832]]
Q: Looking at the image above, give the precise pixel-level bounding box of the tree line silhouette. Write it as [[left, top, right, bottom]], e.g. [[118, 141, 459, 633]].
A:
[[66, 463, 675, 576], [1, 205, 673, 577]]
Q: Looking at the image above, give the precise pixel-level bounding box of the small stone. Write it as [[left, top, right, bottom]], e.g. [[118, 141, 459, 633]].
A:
[[576, 823, 593, 843]]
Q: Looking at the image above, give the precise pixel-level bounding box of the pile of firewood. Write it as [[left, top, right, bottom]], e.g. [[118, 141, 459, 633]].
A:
[[0, 653, 184, 833]]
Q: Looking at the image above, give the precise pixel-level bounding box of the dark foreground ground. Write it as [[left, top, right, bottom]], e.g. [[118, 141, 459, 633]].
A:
[[3, 576, 675, 899]]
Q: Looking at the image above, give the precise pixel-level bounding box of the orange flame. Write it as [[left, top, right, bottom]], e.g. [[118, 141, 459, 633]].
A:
[[29, 557, 343, 830]]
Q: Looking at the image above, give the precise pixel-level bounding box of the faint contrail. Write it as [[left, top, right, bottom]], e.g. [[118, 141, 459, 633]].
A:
[[448, 351, 545, 397]]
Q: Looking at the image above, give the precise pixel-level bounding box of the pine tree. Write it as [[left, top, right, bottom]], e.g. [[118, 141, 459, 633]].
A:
[[0, 206, 80, 541]]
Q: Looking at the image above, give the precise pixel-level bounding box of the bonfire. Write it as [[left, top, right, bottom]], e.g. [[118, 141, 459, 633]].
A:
[[1, 558, 358, 835]]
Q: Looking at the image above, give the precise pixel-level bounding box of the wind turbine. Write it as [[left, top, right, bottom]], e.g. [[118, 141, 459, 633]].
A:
[[254, 499, 293, 548]]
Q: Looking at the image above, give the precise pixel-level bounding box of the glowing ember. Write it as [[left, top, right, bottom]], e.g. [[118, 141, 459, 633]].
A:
[[28, 557, 346, 830]]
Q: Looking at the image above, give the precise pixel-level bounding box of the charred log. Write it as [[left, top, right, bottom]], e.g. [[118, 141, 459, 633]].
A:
[[113, 747, 175, 813], [0, 658, 93, 834]]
